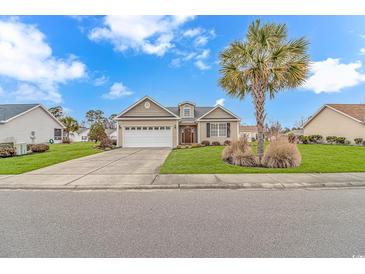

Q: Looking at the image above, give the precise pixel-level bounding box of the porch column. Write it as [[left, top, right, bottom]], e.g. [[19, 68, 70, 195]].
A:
[[176, 120, 179, 147]]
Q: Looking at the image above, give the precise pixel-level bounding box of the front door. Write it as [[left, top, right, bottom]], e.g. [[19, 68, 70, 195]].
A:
[[182, 127, 194, 144]]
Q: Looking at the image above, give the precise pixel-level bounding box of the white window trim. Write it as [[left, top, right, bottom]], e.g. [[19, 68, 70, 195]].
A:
[[183, 107, 192, 118], [210, 123, 227, 137]]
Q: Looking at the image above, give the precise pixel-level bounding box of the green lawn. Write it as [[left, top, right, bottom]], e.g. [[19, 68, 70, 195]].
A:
[[160, 144, 365, 174], [0, 142, 102, 174]]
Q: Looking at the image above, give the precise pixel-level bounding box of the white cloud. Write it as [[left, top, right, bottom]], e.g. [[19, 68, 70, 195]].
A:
[[89, 15, 194, 56], [303, 58, 365, 93], [215, 98, 225, 106], [194, 36, 209, 47], [194, 49, 211, 70], [12, 83, 62, 103], [360, 48, 365, 55], [196, 49, 210, 60], [94, 75, 108, 86], [102, 82, 133, 99], [194, 60, 211, 70], [183, 28, 202, 38], [0, 18, 86, 103]]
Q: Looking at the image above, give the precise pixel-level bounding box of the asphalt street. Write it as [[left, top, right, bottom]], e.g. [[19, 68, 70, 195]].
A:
[[1, 188, 365, 257]]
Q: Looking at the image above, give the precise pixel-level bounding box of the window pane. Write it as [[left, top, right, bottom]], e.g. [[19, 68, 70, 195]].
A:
[[219, 123, 227, 137], [54, 128, 62, 140], [183, 108, 190, 117], [210, 123, 218, 137]]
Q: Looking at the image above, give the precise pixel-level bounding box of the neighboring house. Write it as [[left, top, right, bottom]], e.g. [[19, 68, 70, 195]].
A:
[[0, 104, 65, 144], [239, 125, 258, 141], [302, 104, 365, 143], [288, 129, 304, 136], [114, 96, 241, 148], [69, 127, 90, 142], [106, 128, 117, 140]]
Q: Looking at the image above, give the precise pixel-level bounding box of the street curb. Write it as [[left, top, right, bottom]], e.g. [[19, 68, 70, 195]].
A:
[[0, 181, 364, 191]]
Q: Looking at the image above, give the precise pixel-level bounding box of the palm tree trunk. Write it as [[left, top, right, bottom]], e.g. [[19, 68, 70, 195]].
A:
[[254, 90, 266, 165]]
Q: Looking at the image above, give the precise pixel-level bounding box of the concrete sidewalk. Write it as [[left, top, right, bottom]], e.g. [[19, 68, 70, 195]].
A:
[[0, 172, 365, 190]]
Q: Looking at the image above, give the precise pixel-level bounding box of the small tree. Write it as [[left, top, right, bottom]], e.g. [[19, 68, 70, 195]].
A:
[[49, 106, 64, 119], [85, 109, 105, 126], [88, 122, 107, 143], [60, 116, 80, 140], [219, 19, 309, 164]]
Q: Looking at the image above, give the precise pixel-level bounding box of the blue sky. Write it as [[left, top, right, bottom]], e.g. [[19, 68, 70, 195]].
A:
[[0, 15, 365, 127]]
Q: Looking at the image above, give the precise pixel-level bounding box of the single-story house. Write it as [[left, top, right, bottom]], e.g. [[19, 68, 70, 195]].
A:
[[302, 104, 365, 143], [0, 104, 65, 144], [106, 128, 117, 140], [69, 127, 90, 142], [239, 125, 258, 141], [114, 96, 241, 148]]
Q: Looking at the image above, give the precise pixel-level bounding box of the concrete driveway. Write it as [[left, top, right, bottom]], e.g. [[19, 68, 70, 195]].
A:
[[0, 148, 171, 188]]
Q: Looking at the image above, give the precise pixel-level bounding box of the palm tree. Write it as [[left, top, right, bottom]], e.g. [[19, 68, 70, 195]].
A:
[[60, 116, 80, 140], [219, 19, 309, 164]]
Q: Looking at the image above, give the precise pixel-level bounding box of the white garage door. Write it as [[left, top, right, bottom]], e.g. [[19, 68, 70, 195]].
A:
[[123, 126, 173, 148]]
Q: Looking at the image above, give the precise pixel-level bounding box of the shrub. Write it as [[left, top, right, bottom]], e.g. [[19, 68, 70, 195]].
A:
[[191, 143, 202, 148], [354, 138, 363, 145], [26, 144, 32, 151], [201, 140, 210, 146], [98, 137, 114, 150], [231, 149, 257, 167], [262, 138, 301, 168], [223, 140, 231, 146], [221, 145, 233, 162], [211, 141, 221, 146], [30, 144, 49, 153], [222, 137, 257, 167], [326, 136, 337, 144], [287, 133, 296, 144], [0, 143, 16, 158], [308, 134, 323, 144], [111, 139, 117, 146], [298, 135, 309, 144], [335, 137, 346, 144], [62, 137, 71, 144], [345, 140, 351, 145]]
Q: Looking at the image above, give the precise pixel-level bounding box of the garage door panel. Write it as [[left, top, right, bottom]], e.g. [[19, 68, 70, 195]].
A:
[[124, 126, 172, 148]]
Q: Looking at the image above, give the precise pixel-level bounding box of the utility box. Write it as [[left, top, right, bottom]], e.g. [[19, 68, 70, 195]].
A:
[[15, 143, 27, 156]]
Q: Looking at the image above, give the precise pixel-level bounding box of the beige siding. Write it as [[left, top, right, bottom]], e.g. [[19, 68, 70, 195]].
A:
[[303, 107, 365, 143], [0, 107, 63, 144], [202, 107, 236, 119], [117, 120, 178, 147], [199, 121, 239, 144], [123, 99, 174, 117], [179, 103, 195, 118]]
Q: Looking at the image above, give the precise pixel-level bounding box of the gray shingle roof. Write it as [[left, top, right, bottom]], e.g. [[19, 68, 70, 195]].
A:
[[0, 104, 39, 122], [166, 106, 214, 119]]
